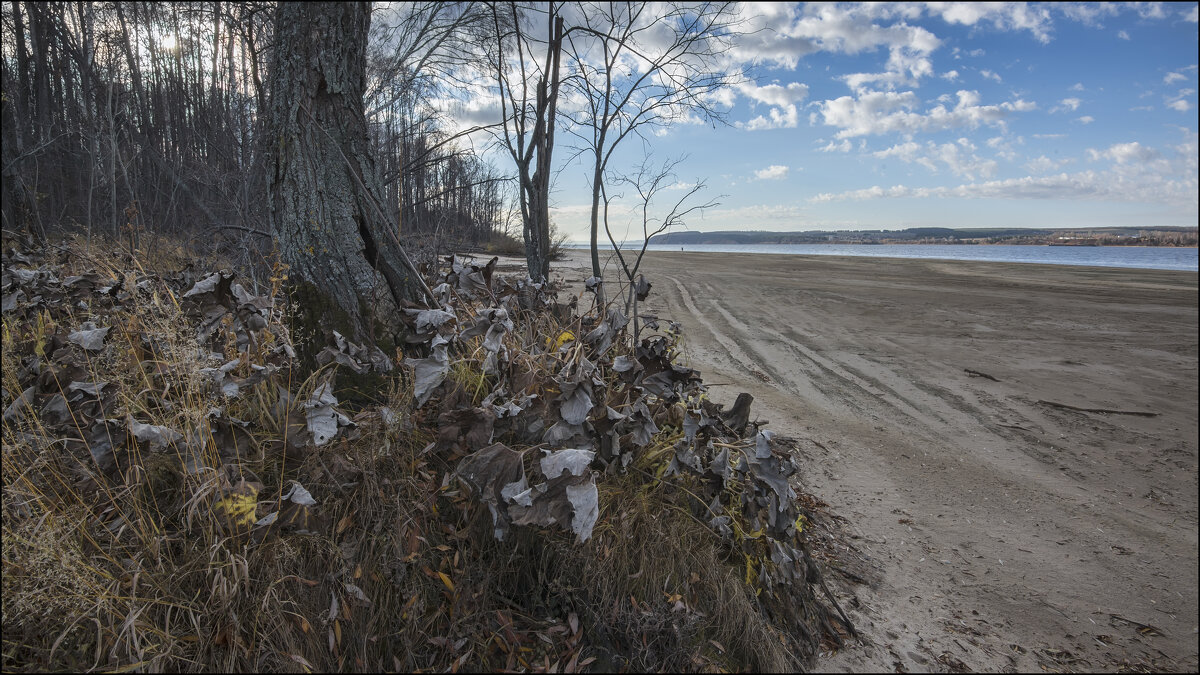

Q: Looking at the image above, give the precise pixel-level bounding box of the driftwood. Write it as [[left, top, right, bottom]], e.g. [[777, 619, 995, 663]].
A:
[[964, 368, 1000, 382], [1036, 400, 1159, 418], [721, 392, 754, 435]]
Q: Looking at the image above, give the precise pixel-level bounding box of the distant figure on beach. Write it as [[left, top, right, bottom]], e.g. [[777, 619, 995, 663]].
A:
[[680, 247, 684, 251]]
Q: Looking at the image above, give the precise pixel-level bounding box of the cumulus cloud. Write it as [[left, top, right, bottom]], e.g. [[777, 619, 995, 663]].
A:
[[980, 69, 1002, 83], [729, 3, 941, 90], [753, 165, 790, 181], [1187, 5, 1199, 22], [1087, 142, 1161, 163], [1052, 97, 1082, 113], [930, 2, 1054, 43], [872, 138, 998, 179], [812, 137, 1197, 209], [739, 81, 810, 107], [743, 105, 801, 130], [942, 69, 960, 81], [1076, 115, 1095, 124], [1164, 72, 1188, 85], [1117, 30, 1131, 40], [1024, 155, 1073, 173], [737, 81, 810, 130], [1166, 88, 1196, 112], [818, 88, 1035, 138]]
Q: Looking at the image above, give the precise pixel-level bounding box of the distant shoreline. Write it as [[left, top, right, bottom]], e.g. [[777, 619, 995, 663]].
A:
[[568, 242, 1199, 249], [559, 242, 1198, 273]]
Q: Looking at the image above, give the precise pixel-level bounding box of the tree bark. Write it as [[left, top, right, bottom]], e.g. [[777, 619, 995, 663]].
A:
[[268, 1, 426, 340]]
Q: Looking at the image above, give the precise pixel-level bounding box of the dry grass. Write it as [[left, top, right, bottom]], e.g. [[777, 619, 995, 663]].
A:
[[2, 233, 844, 672]]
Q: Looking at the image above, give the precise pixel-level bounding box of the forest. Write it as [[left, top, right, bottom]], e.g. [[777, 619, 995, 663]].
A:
[[1, 2, 515, 272]]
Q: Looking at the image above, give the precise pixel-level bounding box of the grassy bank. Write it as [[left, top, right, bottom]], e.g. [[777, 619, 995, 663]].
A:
[[2, 234, 851, 672]]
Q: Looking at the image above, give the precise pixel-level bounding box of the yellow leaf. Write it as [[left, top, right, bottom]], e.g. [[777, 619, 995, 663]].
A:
[[438, 571, 455, 593], [548, 330, 575, 350], [334, 620, 342, 647], [213, 487, 259, 528]]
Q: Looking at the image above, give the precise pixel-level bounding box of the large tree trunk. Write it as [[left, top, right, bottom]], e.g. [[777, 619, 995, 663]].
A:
[[268, 1, 425, 340]]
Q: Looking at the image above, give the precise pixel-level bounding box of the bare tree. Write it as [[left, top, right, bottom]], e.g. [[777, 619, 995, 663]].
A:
[[486, 1, 564, 283], [267, 1, 431, 341], [603, 156, 718, 339], [564, 2, 742, 300]]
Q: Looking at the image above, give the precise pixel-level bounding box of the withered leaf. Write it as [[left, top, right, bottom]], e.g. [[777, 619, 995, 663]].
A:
[[67, 321, 110, 353], [539, 447, 595, 479]]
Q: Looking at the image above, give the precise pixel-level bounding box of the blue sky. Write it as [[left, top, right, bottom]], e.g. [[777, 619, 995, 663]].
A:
[[515, 2, 1200, 242]]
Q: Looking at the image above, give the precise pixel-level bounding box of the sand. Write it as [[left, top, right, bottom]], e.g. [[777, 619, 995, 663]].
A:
[[550, 249, 1198, 672]]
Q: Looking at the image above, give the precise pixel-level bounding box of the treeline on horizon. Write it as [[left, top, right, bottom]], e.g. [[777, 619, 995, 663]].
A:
[[648, 226, 1199, 246]]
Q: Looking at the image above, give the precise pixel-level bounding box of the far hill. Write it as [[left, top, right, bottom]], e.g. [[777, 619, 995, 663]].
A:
[[648, 226, 1197, 247]]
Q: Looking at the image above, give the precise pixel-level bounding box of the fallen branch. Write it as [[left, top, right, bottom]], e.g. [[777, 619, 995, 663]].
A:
[[964, 368, 1000, 382], [1036, 400, 1159, 418]]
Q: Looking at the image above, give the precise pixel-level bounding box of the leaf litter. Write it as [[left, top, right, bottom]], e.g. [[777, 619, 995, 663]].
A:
[[3, 239, 856, 673]]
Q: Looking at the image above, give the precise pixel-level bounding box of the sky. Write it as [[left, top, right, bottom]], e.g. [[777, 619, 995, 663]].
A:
[[466, 2, 1199, 243]]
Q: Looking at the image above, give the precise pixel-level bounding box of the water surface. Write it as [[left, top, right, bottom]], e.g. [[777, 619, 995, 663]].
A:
[[568, 243, 1197, 272]]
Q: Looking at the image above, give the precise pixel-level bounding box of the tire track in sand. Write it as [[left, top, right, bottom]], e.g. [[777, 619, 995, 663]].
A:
[[701, 290, 949, 430]]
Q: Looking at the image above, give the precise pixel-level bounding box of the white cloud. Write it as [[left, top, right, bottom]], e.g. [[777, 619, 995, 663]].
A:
[[1069, 82, 1085, 91], [811, 168, 1195, 208], [1164, 72, 1188, 85], [818, 88, 1036, 138], [985, 134, 1020, 161], [813, 136, 1197, 210], [1166, 88, 1196, 112], [1117, 30, 1131, 40], [818, 139, 853, 153], [1032, 133, 1067, 139], [873, 138, 998, 179], [1052, 97, 1082, 113], [1131, 2, 1166, 19], [739, 81, 810, 107], [1056, 2, 1122, 26], [980, 69, 1002, 83], [737, 81, 810, 130], [1076, 115, 1095, 124], [1024, 155, 1073, 173], [941, 69, 960, 81], [743, 104, 801, 130], [730, 3, 942, 90], [664, 181, 697, 191], [930, 3, 1054, 44], [1186, 5, 1199, 22], [753, 164, 790, 181], [1087, 142, 1160, 163]]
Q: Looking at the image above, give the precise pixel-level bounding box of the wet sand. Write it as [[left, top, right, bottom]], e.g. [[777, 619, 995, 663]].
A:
[[556, 249, 1198, 672]]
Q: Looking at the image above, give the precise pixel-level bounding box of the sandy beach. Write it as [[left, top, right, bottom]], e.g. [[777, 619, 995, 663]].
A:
[[552, 249, 1198, 672]]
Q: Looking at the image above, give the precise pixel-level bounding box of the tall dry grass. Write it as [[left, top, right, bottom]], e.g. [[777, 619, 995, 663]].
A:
[[2, 234, 845, 673]]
